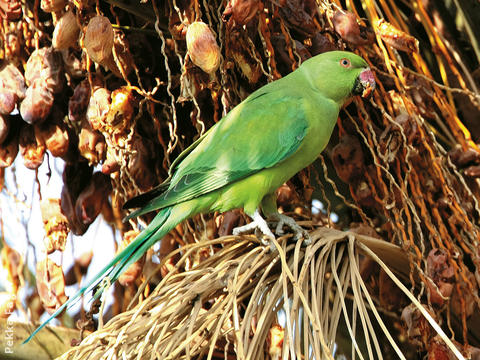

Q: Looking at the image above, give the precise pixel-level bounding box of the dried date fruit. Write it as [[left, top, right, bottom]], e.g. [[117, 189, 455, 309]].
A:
[[276, 183, 300, 210], [35, 114, 70, 158], [216, 209, 245, 237], [36, 258, 68, 315], [86, 86, 111, 131], [0, 87, 16, 115], [401, 303, 434, 350], [375, 19, 419, 53], [426, 248, 455, 307], [61, 161, 93, 235], [84, 16, 114, 65], [271, 34, 307, 75], [379, 268, 406, 310], [19, 123, 46, 169], [0, 63, 26, 114], [279, 0, 318, 37], [40, 198, 70, 254], [104, 86, 135, 134], [222, 0, 260, 27], [186, 21, 221, 75], [75, 172, 112, 227], [61, 49, 85, 78], [40, 0, 66, 12], [4, 30, 21, 60], [449, 145, 480, 168], [332, 11, 374, 46], [25, 47, 64, 94], [19, 79, 54, 124], [109, 32, 134, 78], [379, 121, 403, 163], [332, 134, 365, 183], [101, 148, 120, 174], [78, 124, 106, 164], [53, 10, 80, 50], [69, 78, 96, 125]]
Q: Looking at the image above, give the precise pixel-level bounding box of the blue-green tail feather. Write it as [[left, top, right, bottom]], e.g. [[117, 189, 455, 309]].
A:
[[23, 207, 173, 344]]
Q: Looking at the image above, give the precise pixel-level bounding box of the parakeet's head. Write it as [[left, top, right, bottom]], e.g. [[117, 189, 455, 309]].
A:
[[300, 50, 375, 104]]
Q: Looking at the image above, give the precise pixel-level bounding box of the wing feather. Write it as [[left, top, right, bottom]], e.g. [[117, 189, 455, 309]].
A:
[[126, 87, 310, 219]]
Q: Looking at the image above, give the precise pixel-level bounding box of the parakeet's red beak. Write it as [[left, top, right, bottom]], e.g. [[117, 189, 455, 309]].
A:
[[359, 68, 376, 98], [353, 68, 376, 98]]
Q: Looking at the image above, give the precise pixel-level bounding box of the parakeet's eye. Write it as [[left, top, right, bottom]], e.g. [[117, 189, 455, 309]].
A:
[[340, 58, 351, 68]]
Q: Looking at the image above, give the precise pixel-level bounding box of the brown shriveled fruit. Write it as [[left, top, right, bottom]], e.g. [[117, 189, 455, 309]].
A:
[[222, 0, 260, 26], [331, 134, 365, 183], [332, 11, 375, 46], [40, 0, 66, 12], [375, 19, 419, 53], [40, 198, 70, 254], [84, 16, 114, 65], [24, 47, 63, 94], [36, 258, 68, 315], [104, 86, 135, 134], [0, 64, 25, 115], [75, 172, 112, 227], [18, 123, 46, 169], [425, 248, 455, 307], [35, 115, 70, 158], [86, 86, 111, 131], [78, 124, 106, 164], [60, 161, 93, 235], [19, 79, 54, 125], [186, 21, 221, 75], [68, 78, 101, 125], [52, 10, 80, 50]]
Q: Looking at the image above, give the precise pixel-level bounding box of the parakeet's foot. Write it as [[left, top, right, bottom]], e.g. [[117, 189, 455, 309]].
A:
[[232, 209, 275, 246], [269, 213, 311, 245]]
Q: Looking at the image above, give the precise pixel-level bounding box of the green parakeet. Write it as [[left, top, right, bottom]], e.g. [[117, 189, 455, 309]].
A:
[[24, 50, 375, 343]]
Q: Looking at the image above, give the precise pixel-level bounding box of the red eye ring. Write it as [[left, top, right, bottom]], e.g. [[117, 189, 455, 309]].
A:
[[340, 58, 351, 68]]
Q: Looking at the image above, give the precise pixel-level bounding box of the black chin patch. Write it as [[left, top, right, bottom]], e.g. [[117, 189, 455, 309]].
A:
[[352, 76, 364, 95]]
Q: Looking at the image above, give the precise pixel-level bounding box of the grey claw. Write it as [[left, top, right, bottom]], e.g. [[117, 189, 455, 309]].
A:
[[302, 233, 312, 246]]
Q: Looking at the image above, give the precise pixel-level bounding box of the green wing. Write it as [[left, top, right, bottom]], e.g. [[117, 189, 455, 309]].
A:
[[125, 87, 310, 219]]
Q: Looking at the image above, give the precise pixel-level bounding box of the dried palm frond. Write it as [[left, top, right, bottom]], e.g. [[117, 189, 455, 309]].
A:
[[58, 228, 465, 359]]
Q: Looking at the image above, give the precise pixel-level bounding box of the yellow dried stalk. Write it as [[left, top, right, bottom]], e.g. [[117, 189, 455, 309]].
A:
[[57, 229, 466, 360]]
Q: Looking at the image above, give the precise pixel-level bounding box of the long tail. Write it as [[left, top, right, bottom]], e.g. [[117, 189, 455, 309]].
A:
[[24, 204, 189, 343]]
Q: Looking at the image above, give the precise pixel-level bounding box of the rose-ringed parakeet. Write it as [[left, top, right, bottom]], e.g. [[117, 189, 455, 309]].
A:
[[24, 50, 375, 343]]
